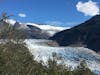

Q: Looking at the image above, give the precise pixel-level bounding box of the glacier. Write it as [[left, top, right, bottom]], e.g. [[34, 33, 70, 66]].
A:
[[25, 39, 100, 75]]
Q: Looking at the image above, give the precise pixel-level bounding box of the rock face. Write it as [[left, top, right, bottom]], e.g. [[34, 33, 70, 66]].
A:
[[13, 22, 50, 39], [0, 19, 68, 39], [0, 21, 50, 39], [50, 15, 100, 52], [26, 25, 50, 39]]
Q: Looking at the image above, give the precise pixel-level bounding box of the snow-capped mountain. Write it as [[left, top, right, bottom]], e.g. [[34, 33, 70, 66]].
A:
[[26, 22, 70, 36], [6, 19, 70, 37]]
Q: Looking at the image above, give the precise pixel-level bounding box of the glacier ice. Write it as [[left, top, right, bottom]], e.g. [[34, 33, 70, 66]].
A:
[[25, 39, 100, 75]]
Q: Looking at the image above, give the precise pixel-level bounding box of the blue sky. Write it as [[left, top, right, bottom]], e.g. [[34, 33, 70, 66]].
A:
[[0, 0, 100, 27]]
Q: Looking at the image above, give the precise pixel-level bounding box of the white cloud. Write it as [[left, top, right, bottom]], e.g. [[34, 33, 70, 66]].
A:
[[45, 21, 63, 26], [45, 21, 79, 27], [76, 0, 100, 16], [65, 22, 79, 26], [26, 22, 70, 31], [26, 22, 70, 36], [18, 13, 27, 18]]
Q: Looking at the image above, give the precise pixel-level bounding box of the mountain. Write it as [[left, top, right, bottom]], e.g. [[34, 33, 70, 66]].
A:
[[3, 19, 69, 39], [13, 22, 50, 39], [50, 15, 100, 52], [0, 19, 69, 39], [25, 22, 69, 36]]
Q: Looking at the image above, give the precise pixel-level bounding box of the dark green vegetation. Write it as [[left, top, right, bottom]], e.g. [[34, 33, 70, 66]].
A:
[[50, 15, 100, 52], [0, 42, 95, 75], [0, 13, 95, 75]]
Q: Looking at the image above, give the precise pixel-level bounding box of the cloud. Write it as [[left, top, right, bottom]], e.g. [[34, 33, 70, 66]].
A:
[[26, 22, 70, 36], [18, 13, 27, 18], [45, 21, 79, 27], [26, 22, 70, 31], [76, 0, 100, 16], [45, 21, 63, 26], [65, 22, 79, 26]]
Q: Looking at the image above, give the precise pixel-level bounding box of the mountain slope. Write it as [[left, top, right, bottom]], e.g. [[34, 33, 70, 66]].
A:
[[50, 15, 100, 52], [4, 20, 69, 39], [0, 20, 68, 39]]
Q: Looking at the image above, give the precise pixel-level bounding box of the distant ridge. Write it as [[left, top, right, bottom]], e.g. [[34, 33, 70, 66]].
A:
[[0, 19, 68, 39]]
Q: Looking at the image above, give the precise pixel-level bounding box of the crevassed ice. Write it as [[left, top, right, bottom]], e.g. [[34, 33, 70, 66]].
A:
[[25, 39, 100, 75]]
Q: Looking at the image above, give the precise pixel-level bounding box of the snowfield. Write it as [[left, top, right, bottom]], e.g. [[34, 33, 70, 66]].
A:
[[25, 39, 100, 75]]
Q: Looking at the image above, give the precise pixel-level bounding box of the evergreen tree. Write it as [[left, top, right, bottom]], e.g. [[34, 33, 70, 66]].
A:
[[73, 59, 95, 75]]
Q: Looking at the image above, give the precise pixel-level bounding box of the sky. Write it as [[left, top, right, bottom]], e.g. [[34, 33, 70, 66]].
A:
[[0, 0, 100, 27]]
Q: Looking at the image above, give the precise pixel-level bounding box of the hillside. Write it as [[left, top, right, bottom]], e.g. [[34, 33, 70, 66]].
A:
[[3, 19, 68, 39], [50, 15, 100, 52]]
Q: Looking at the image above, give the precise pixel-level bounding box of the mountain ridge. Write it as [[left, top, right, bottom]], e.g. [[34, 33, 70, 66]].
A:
[[0, 19, 69, 39], [50, 15, 100, 52]]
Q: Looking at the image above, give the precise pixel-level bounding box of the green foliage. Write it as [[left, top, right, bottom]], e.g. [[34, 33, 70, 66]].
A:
[[0, 42, 96, 75], [0, 42, 34, 75], [0, 24, 26, 44], [47, 52, 69, 75], [73, 59, 95, 75]]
